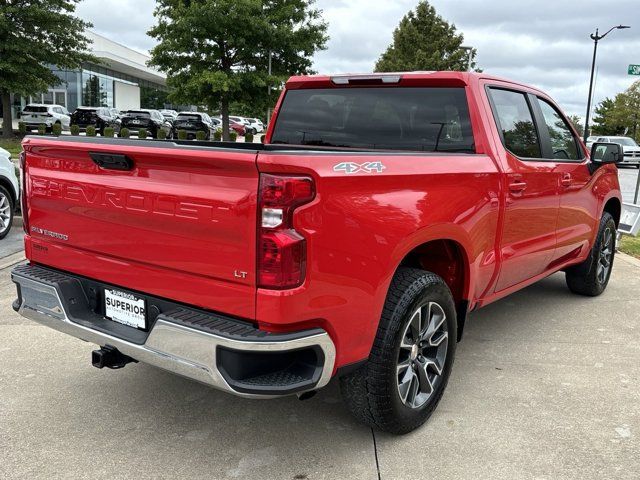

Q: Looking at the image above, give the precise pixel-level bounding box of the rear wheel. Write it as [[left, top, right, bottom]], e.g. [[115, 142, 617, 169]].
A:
[[0, 186, 14, 239], [340, 268, 456, 434], [565, 212, 616, 296]]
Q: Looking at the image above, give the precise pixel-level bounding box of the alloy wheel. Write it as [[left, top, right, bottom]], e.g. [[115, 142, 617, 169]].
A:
[[0, 193, 11, 234], [397, 301, 449, 409], [597, 226, 613, 284]]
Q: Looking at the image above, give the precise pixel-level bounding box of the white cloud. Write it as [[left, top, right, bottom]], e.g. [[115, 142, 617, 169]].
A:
[[75, 0, 640, 117]]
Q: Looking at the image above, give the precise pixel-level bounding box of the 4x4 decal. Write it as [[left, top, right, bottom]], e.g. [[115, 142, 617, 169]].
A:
[[333, 161, 386, 174]]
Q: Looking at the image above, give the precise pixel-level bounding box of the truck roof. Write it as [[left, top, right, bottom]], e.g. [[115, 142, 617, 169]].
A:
[[285, 71, 543, 95]]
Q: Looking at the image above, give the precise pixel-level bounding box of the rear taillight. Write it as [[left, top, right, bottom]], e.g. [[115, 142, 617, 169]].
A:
[[257, 174, 315, 289], [19, 151, 28, 234]]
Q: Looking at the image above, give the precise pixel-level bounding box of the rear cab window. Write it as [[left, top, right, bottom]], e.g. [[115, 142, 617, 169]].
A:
[[271, 87, 475, 152]]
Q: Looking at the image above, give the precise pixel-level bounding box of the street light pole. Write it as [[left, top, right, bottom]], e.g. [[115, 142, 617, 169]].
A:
[[266, 51, 272, 124], [460, 46, 473, 72], [583, 25, 630, 142]]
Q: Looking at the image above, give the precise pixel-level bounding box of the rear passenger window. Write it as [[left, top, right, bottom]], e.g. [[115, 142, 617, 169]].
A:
[[537, 98, 581, 160], [489, 88, 542, 159]]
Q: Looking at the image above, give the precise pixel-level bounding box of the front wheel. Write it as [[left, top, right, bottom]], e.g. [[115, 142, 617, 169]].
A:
[[565, 212, 616, 296], [340, 268, 456, 434]]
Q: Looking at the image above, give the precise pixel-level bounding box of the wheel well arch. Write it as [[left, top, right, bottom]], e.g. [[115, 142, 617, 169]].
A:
[[397, 238, 471, 341], [603, 197, 621, 227], [0, 177, 17, 208]]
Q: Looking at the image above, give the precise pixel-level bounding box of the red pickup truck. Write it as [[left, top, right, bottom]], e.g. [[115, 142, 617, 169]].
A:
[[12, 72, 623, 434]]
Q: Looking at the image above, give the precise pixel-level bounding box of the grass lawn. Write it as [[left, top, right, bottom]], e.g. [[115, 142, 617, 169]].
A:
[[0, 137, 24, 158], [620, 235, 640, 259]]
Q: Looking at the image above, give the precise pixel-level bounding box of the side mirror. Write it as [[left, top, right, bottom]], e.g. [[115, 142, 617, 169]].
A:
[[591, 142, 622, 164]]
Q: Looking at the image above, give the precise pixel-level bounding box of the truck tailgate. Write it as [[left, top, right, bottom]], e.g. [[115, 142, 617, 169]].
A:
[[22, 138, 259, 318]]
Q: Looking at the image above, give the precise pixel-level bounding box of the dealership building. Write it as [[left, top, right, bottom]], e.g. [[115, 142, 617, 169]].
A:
[[10, 31, 167, 118]]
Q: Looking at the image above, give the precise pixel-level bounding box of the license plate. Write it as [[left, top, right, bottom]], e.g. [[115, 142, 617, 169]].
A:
[[104, 289, 146, 329]]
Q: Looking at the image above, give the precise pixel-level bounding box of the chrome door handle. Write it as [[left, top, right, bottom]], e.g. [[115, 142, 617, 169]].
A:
[[509, 181, 527, 193]]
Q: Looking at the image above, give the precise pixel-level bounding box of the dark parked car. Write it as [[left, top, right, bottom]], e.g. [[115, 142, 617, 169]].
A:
[[172, 112, 216, 140], [70, 107, 120, 135], [120, 109, 172, 138]]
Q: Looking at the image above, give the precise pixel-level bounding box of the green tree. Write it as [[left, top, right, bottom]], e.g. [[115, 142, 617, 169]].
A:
[[148, 0, 328, 140], [610, 81, 640, 142], [591, 98, 620, 136], [0, 1, 95, 138], [567, 115, 584, 137], [375, 1, 478, 73], [591, 83, 640, 141]]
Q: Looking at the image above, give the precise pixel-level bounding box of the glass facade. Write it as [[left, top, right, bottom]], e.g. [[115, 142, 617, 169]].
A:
[[12, 62, 167, 116]]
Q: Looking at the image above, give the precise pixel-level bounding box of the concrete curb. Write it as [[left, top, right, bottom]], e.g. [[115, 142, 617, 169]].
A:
[[618, 251, 640, 268], [12, 215, 23, 227], [0, 251, 25, 270]]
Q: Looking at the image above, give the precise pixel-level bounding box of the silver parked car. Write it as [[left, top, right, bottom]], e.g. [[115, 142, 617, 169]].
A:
[[587, 136, 640, 168]]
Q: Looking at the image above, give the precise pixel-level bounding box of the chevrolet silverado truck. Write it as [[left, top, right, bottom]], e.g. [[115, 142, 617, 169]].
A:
[[12, 72, 623, 434]]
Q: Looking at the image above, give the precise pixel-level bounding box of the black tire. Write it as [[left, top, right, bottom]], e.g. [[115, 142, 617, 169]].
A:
[[340, 267, 457, 434], [0, 185, 14, 239], [565, 212, 616, 296]]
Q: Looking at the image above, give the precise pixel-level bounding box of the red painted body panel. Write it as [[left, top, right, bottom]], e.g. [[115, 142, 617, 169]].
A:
[[22, 72, 622, 373], [255, 152, 501, 367], [22, 138, 259, 319]]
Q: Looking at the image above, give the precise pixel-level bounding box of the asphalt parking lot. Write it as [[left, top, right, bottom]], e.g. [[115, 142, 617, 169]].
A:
[[0, 247, 639, 479]]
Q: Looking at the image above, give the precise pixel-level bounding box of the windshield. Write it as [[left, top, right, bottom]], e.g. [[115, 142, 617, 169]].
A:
[[613, 138, 638, 147], [271, 87, 475, 152]]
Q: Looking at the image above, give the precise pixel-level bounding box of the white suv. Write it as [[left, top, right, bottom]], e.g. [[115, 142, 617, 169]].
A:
[[248, 118, 265, 133], [0, 146, 19, 238], [588, 136, 640, 168], [21, 104, 71, 132]]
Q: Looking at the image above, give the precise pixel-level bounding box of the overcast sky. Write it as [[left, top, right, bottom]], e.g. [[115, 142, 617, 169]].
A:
[[76, 0, 640, 118]]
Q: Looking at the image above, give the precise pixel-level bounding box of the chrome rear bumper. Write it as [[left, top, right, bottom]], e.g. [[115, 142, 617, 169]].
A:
[[12, 264, 335, 398]]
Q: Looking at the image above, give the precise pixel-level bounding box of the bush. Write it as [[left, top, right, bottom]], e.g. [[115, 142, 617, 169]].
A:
[[37, 124, 46, 135], [86, 125, 96, 137], [52, 123, 62, 136], [157, 129, 167, 140], [18, 122, 26, 135], [119, 127, 130, 138], [103, 127, 115, 138], [70, 124, 80, 136], [138, 128, 147, 139], [196, 130, 207, 141], [213, 129, 222, 141], [177, 129, 187, 140], [229, 131, 238, 142], [244, 132, 254, 143]]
